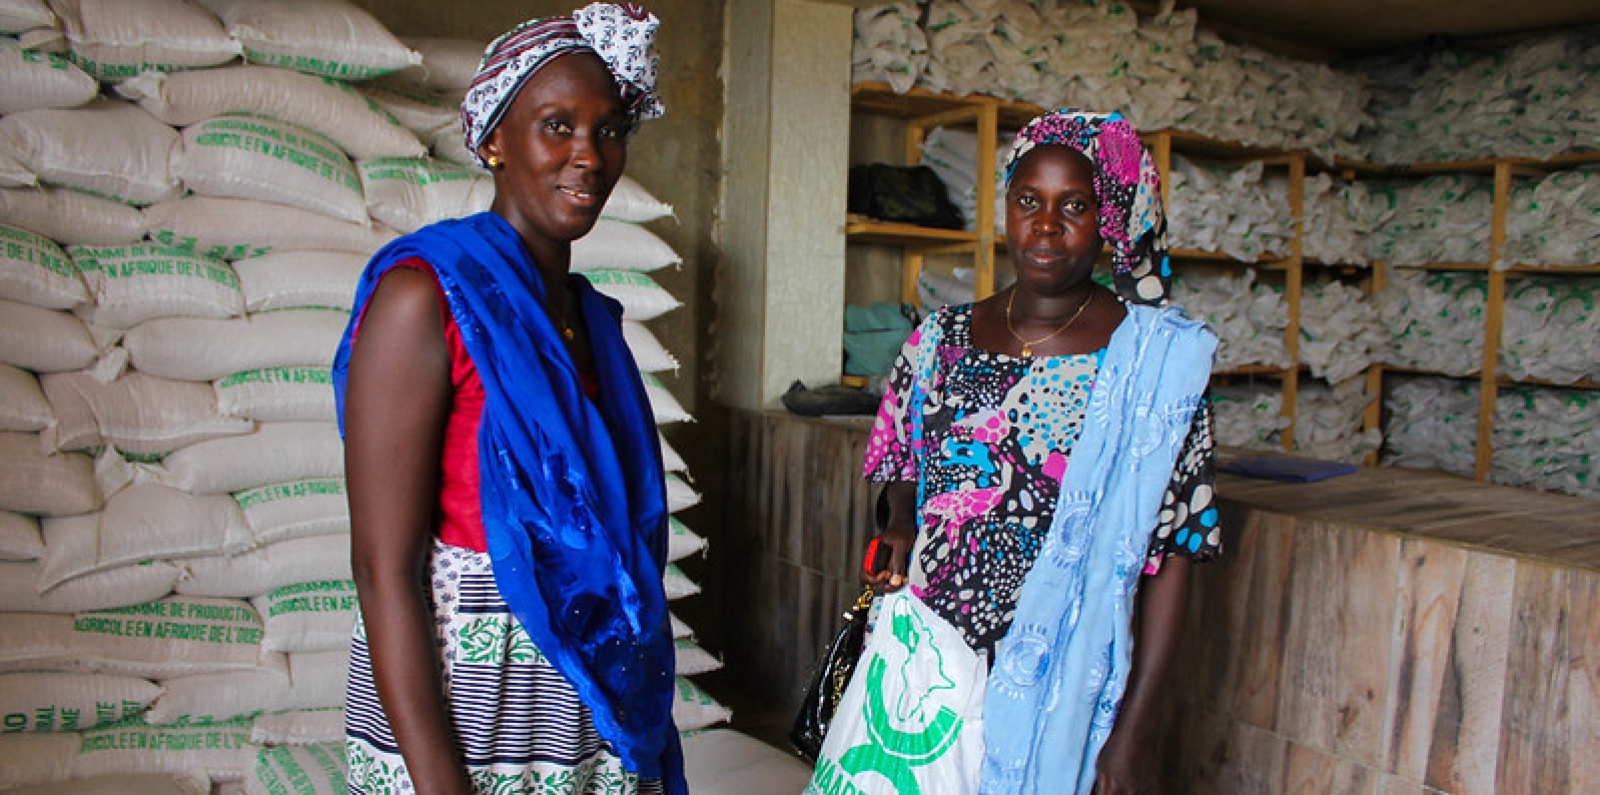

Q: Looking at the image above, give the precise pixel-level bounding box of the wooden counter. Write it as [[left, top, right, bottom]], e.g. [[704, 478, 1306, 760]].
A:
[[717, 410, 1598, 794]]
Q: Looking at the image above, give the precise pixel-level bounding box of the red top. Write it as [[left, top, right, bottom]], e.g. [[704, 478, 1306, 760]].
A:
[[355, 258, 601, 553]]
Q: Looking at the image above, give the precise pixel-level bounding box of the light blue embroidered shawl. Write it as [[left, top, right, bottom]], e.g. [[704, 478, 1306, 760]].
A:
[[980, 302, 1216, 794]]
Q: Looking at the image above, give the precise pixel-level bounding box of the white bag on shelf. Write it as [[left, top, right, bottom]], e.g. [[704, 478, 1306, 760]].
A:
[[70, 243, 244, 328], [0, 430, 100, 516], [0, 558, 179, 613], [357, 156, 492, 233], [233, 250, 364, 313], [175, 534, 350, 598], [213, 366, 336, 423], [0, 671, 162, 732], [40, 370, 254, 456], [0, 362, 54, 432]]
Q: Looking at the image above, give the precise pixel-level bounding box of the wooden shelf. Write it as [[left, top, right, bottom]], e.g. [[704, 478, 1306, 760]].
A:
[[845, 217, 979, 246]]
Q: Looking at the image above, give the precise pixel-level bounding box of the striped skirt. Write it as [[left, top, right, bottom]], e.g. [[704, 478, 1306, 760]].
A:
[[345, 539, 664, 795]]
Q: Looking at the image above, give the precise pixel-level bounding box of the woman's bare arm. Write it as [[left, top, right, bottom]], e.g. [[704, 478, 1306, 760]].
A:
[[343, 267, 471, 795], [1093, 555, 1191, 795]]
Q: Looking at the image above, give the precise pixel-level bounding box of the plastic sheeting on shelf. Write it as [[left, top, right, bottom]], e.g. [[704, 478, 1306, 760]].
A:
[[1169, 269, 1289, 372], [1381, 376, 1478, 478], [1376, 269, 1486, 377]]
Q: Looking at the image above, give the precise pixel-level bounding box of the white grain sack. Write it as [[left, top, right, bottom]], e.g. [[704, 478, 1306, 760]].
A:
[[0, 508, 44, 559], [249, 707, 342, 745], [581, 270, 682, 320], [253, 579, 356, 654], [176, 114, 367, 224], [0, 184, 147, 245], [0, 99, 181, 206], [674, 639, 721, 677], [397, 37, 484, 91], [358, 80, 459, 141], [643, 372, 691, 424], [658, 430, 686, 474], [358, 155, 492, 233], [671, 675, 731, 731], [600, 175, 673, 223], [37, 484, 252, 591], [214, 366, 335, 423], [117, 65, 426, 159], [122, 308, 347, 382], [0, 671, 161, 732], [0, 146, 35, 187], [235, 478, 347, 546], [233, 250, 363, 312], [0, 223, 86, 310], [623, 320, 678, 373], [72, 717, 256, 781], [70, 243, 243, 328], [682, 729, 815, 795], [0, 0, 54, 34], [0, 361, 54, 432], [0, 559, 180, 613], [50, 0, 239, 80], [572, 219, 681, 273], [195, 0, 419, 81], [157, 421, 343, 495], [0, 732, 79, 789], [245, 742, 345, 795], [664, 472, 700, 513], [147, 648, 344, 724], [0, 431, 100, 516], [0, 38, 98, 113], [175, 533, 350, 598], [1, 772, 210, 795], [667, 516, 706, 562], [0, 298, 99, 373], [144, 196, 396, 259], [662, 562, 700, 601], [40, 370, 255, 455], [0, 595, 265, 677]]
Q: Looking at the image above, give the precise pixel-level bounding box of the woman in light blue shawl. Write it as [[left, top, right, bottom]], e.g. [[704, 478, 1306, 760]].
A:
[[334, 5, 683, 794], [861, 110, 1222, 795]]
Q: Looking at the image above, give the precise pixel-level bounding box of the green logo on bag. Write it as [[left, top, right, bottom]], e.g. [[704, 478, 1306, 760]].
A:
[[811, 598, 964, 795]]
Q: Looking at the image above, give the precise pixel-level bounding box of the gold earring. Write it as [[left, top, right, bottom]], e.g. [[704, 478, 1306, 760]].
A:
[[486, 155, 504, 170]]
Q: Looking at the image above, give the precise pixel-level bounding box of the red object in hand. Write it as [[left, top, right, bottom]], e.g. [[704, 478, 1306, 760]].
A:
[[862, 537, 891, 575]]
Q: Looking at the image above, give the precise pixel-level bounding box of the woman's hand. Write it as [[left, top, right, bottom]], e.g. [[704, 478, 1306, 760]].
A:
[[864, 482, 917, 591], [1091, 720, 1157, 794]]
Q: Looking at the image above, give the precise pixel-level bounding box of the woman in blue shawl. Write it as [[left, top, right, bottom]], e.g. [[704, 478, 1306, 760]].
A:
[[334, 5, 683, 794]]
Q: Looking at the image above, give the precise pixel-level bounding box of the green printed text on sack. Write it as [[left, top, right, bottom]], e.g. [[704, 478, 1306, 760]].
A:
[[235, 478, 345, 509], [1, 227, 74, 280], [219, 367, 334, 389], [264, 580, 358, 617], [71, 244, 239, 288]]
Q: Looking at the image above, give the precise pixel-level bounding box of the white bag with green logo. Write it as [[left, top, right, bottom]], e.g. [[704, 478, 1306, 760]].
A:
[[805, 590, 985, 795]]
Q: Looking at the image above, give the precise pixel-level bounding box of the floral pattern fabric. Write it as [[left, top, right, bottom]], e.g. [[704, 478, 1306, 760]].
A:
[[863, 303, 1221, 656]]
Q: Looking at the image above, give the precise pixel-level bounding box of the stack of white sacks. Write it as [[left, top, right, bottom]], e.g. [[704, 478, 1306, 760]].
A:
[[1166, 155, 1293, 261], [1357, 30, 1600, 164], [1364, 175, 1494, 266], [1382, 376, 1479, 478], [853, 0, 1370, 162], [1491, 386, 1600, 500], [0, 1, 724, 791]]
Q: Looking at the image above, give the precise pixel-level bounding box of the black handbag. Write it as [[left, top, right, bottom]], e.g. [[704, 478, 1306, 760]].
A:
[[788, 584, 877, 761]]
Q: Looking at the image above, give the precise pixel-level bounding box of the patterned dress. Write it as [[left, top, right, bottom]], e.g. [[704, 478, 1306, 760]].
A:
[[863, 303, 1222, 657]]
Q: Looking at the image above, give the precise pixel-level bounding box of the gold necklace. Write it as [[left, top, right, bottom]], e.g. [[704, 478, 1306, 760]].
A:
[[1005, 287, 1093, 357]]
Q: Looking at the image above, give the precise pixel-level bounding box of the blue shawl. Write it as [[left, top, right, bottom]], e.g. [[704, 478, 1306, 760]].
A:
[[332, 212, 684, 793], [980, 303, 1216, 794]]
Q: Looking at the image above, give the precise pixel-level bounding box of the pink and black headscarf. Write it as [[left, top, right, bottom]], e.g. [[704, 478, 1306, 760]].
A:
[[461, 2, 666, 168], [1002, 110, 1171, 305]]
